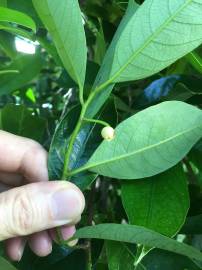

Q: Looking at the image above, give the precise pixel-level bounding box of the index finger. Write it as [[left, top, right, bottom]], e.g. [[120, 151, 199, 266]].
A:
[[0, 131, 48, 182]]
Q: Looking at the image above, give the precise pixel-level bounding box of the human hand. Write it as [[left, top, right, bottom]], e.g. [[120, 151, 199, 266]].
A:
[[0, 131, 85, 261]]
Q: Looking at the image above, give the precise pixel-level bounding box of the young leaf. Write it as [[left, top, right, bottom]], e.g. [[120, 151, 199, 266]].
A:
[[0, 7, 36, 32], [74, 224, 202, 261], [32, 0, 87, 89], [78, 101, 202, 179], [121, 164, 189, 237]]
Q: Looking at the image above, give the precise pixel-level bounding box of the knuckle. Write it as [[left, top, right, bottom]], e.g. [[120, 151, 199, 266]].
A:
[[12, 191, 34, 235]]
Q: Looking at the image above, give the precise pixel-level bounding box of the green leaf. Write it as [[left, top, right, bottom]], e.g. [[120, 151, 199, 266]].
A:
[[0, 0, 7, 7], [0, 7, 36, 32], [0, 53, 43, 96], [121, 164, 189, 237], [85, 0, 137, 118], [32, 0, 87, 89], [142, 249, 201, 270], [181, 214, 202, 235], [48, 99, 117, 189], [78, 101, 202, 179], [86, 0, 202, 119], [94, 21, 106, 65], [0, 104, 46, 143], [74, 223, 202, 261], [106, 241, 135, 270], [96, 0, 202, 85], [0, 256, 17, 270], [186, 51, 202, 74], [0, 31, 17, 58], [7, 0, 42, 27], [0, 23, 34, 40]]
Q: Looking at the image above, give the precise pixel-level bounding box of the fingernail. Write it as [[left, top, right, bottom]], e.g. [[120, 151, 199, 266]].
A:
[[61, 225, 76, 240], [52, 189, 83, 225]]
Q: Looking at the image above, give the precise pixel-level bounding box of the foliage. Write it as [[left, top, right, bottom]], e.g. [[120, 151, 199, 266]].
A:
[[0, 0, 202, 269]]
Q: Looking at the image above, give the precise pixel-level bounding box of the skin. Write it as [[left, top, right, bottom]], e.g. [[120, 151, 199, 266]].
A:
[[0, 131, 85, 261]]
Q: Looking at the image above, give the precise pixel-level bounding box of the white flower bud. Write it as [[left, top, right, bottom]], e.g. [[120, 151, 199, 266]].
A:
[[101, 126, 115, 141]]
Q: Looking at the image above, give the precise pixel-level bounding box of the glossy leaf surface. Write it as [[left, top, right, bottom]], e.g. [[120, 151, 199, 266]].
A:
[[85, 101, 202, 179], [75, 224, 202, 261]]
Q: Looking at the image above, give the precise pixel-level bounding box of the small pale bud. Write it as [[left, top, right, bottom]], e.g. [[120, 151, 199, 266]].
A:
[[101, 126, 115, 141]]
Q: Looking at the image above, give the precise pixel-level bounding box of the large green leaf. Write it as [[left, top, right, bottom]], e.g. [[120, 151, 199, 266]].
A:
[[86, 0, 202, 119], [85, 0, 138, 118], [0, 7, 36, 32], [74, 224, 202, 261], [106, 241, 134, 270], [0, 53, 43, 96], [0, 104, 46, 143], [75, 101, 202, 179], [32, 0, 87, 89], [121, 165, 189, 237], [96, 0, 202, 85]]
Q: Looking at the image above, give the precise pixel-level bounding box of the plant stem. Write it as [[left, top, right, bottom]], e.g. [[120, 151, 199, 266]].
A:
[[83, 117, 110, 127], [61, 79, 113, 179], [79, 84, 84, 106], [134, 245, 151, 269]]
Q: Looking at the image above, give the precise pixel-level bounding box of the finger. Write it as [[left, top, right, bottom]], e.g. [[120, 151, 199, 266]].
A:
[[0, 131, 48, 182], [29, 231, 52, 257], [0, 181, 85, 240], [5, 237, 26, 261], [60, 226, 78, 246], [49, 225, 76, 242], [0, 172, 23, 186]]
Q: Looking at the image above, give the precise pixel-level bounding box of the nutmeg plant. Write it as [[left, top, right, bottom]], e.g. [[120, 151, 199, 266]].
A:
[[0, 0, 202, 269]]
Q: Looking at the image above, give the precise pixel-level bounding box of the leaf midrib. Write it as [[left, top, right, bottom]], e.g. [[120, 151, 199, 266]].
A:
[[86, 123, 202, 170], [41, 0, 83, 88], [108, 0, 193, 83]]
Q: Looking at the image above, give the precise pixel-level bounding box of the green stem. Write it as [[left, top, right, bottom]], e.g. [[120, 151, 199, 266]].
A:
[[79, 84, 84, 106], [83, 117, 110, 127], [134, 245, 152, 269], [61, 79, 113, 179], [65, 163, 90, 177], [0, 70, 19, 75]]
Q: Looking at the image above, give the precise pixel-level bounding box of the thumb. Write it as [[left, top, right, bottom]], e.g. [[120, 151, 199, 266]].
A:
[[0, 181, 85, 240]]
